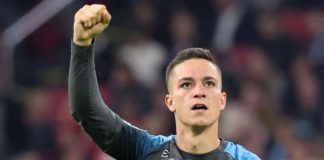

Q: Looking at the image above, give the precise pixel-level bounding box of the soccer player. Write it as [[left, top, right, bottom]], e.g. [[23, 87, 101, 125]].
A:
[[69, 4, 261, 160]]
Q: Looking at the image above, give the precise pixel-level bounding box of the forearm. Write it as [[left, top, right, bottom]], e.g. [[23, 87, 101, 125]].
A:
[[68, 41, 119, 151]]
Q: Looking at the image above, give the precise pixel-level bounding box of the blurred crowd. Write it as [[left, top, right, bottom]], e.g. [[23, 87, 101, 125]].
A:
[[0, 0, 324, 160]]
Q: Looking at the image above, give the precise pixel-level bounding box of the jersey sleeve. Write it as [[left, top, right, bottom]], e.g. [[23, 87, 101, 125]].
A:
[[69, 41, 119, 151], [68, 41, 172, 160]]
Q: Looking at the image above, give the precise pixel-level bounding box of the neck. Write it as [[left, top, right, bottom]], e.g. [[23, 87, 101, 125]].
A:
[[175, 122, 220, 154]]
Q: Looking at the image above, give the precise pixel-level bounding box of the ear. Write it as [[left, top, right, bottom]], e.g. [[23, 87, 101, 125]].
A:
[[219, 92, 227, 110], [165, 94, 175, 112]]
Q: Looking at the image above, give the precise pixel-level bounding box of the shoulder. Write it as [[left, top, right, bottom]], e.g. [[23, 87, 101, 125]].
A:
[[120, 120, 175, 158], [137, 131, 175, 159], [136, 129, 175, 156], [223, 141, 261, 160], [141, 130, 175, 152]]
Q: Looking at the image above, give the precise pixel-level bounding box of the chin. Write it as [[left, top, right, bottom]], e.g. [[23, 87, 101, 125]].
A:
[[191, 120, 210, 128], [190, 118, 217, 128]]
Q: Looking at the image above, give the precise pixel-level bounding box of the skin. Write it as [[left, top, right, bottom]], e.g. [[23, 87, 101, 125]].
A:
[[73, 4, 111, 46], [165, 59, 227, 154]]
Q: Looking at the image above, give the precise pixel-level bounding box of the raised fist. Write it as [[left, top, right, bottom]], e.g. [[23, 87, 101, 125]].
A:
[[73, 4, 111, 46]]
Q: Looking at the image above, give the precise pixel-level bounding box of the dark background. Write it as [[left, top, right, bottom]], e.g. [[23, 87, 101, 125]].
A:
[[0, 0, 323, 159]]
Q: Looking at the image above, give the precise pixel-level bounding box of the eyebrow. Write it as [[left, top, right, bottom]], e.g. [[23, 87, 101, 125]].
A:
[[178, 77, 194, 82], [178, 76, 217, 82], [203, 76, 217, 81]]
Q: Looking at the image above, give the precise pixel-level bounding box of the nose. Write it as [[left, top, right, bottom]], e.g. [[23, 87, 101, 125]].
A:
[[194, 94, 206, 98], [193, 84, 206, 99]]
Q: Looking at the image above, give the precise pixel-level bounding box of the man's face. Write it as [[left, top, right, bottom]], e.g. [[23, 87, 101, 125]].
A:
[[165, 58, 227, 128]]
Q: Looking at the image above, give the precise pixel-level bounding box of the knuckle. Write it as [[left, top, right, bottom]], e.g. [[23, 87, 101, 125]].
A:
[[81, 5, 89, 11], [100, 5, 106, 10]]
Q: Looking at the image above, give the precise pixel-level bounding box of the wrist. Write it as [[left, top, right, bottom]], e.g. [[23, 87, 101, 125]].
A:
[[73, 37, 93, 46]]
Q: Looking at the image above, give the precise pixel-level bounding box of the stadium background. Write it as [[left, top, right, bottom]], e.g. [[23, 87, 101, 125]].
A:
[[0, 0, 323, 159]]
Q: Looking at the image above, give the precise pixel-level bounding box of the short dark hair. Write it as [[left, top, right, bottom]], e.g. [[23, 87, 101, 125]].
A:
[[165, 48, 222, 91]]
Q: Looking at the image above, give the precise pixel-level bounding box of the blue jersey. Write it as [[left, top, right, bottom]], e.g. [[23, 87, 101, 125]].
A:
[[69, 42, 261, 160], [105, 117, 260, 160]]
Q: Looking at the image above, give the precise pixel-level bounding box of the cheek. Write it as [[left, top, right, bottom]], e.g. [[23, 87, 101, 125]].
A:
[[210, 93, 222, 105], [174, 90, 190, 101], [172, 92, 188, 110], [215, 93, 226, 109]]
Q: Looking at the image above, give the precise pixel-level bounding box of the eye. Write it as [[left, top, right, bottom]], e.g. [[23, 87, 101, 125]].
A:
[[204, 81, 216, 88], [180, 82, 192, 89]]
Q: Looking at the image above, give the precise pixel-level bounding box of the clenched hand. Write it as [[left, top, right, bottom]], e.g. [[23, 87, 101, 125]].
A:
[[73, 4, 111, 46]]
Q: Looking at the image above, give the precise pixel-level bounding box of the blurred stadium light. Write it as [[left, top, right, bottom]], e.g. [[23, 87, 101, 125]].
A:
[[0, 0, 74, 91]]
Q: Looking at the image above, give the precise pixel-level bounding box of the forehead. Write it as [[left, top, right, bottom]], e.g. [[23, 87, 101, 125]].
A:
[[170, 58, 220, 81]]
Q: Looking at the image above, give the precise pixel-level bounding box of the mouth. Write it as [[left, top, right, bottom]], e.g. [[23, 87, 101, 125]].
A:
[[191, 104, 208, 111]]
